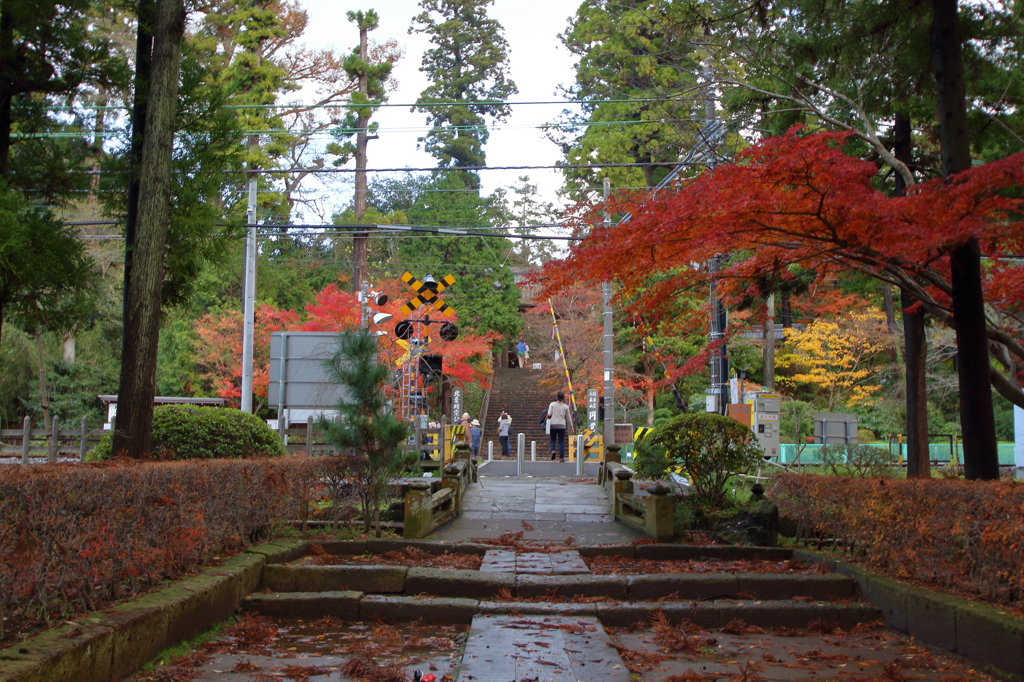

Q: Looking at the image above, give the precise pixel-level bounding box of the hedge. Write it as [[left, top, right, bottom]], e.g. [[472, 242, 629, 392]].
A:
[[0, 457, 361, 638], [89, 404, 287, 460], [772, 474, 1024, 605]]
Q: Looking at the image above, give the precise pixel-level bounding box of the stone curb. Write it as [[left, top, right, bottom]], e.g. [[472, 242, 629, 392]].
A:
[[0, 538, 306, 682], [792, 548, 1024, 679]]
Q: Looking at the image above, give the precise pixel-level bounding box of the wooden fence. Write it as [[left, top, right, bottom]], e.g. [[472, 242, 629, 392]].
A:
[[0, 416, 103, 463]]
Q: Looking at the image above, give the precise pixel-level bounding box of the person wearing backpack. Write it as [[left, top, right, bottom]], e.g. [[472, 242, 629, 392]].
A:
[[547, 392, 571, 461]]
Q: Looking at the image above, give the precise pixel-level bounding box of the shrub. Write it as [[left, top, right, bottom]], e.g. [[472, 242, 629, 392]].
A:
[[773, 474, 1024, 606], [819, 444, 894, 478], [90, 404, 286, 460], [633, 413, 763, 510]]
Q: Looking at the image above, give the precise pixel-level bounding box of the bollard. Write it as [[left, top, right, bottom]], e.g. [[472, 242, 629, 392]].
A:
[[49, 416, 60, 463], [21, 415, 30, 465], [530, 440, 536, 462], [517, 433, 525, 476], [488, 441, 493, 461], [576, 434, 585, 475]]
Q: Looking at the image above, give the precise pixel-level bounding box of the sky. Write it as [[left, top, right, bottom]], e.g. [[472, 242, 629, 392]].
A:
[[294, 0, 585, 221]]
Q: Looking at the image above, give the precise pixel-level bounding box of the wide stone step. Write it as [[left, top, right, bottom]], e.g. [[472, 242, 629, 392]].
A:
[[260, 564, 858, 601], [241, 591, 883, 629]]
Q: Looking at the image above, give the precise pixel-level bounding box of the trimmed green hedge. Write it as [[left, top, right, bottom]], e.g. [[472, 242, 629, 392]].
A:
[[90, 404, 286, 460]]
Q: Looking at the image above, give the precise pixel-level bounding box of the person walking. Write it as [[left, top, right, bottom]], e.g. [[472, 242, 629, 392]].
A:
[[497, 411, 512, 458], [523, 342, 530, 366], [469, 419, 482, 459], [516, 340, 527, 368], [547, 392, 571, 461]]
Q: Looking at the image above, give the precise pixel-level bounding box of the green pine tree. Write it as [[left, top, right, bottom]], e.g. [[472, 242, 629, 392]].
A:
[[320, 329, 412, 537]]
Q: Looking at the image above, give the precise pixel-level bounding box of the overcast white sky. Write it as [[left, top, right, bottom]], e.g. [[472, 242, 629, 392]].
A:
[[295, 0, 584, 219]]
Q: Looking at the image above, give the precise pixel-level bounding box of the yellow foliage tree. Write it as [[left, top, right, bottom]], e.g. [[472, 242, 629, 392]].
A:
[[776, 310, 889, 410]]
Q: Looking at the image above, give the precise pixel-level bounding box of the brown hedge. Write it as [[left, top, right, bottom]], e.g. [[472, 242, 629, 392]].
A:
[[0, 457, 359, 638], [772, 473, 1024, 605]]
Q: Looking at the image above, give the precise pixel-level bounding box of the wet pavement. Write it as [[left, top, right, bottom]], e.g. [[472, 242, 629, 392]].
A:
[[430, 475, 641, 545]]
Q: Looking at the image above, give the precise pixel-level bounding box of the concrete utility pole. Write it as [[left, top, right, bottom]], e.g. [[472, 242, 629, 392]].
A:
[[602, 177, 616, 448], [352, 21, 371, 293], [241, 171, 257, 413]]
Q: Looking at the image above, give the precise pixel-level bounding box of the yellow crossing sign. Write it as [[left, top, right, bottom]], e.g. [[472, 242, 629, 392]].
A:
[[399, 271, 456, 316], [579, 429, 600, 449]]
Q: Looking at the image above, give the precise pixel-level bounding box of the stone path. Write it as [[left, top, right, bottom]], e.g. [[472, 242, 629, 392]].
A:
[[480, 549, 590, 574], [431, 476, 641, 544], [458, 615, 631, 682]]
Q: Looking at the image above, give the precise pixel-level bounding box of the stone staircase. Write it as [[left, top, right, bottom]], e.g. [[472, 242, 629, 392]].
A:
[[487, 367, 557, 453], [241, 541, 885, 682]]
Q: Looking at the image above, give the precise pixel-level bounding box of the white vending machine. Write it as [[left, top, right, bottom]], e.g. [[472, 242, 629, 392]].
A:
[[748, 393, 781, 460]]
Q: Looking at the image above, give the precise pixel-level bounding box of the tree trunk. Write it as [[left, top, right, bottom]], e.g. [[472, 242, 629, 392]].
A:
[[121, 0, 154, 360], [352, 24, 370, 293], [894, 111, 930, 478], [931, 0, 999, 479], [112, 0, 185, 458]]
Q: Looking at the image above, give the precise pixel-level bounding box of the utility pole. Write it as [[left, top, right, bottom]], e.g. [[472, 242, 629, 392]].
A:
[[702, 60, 728, 413], [352, 19, 370, 294], [602, 177, 616, 448], [241, 168, 257, 413]]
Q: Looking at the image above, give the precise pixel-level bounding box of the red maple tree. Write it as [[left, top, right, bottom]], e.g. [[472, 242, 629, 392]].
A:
[[192, 278, 496, 409], [540, 129, 1024, 405]]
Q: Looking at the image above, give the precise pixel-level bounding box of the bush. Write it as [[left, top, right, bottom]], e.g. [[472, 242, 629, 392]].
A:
[[819, 444, 894, 478], [90, 404, 286, 460], [773, 474, 1024, 606], [633, 413, 764, 511]]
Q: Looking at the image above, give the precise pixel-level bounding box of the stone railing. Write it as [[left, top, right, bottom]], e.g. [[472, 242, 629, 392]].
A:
[[403, 444, 477, 539], [599, 447, 673, 542]]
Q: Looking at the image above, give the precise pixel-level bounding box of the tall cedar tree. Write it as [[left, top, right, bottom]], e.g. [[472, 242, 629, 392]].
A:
[[556, 0, 711, 194], [112, 0, 186, 458], [341, 10, 393, 292], [320, 328, 411, 537], [410, 0, 517, 185]]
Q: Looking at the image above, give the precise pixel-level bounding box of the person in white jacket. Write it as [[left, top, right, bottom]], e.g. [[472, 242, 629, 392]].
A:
[[496, 411, 512, 458], [547, 392, 571, 461]]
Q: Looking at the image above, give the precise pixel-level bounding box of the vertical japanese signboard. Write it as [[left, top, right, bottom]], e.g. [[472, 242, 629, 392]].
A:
[[587, 389, 599, 433], [451, 387, 463, 421]]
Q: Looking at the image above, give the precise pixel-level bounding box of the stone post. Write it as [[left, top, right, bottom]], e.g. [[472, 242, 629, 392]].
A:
[[613, 468, 633, 519], [644, 484, 674, 542], [403, 481, 433, 539], [442, 463, 462, 513]]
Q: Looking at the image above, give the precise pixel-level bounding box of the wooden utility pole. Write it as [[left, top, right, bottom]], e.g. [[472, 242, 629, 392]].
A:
[[931, 0, 999, 479]]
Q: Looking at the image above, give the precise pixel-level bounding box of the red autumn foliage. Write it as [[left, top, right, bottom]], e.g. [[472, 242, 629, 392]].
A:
[[193, 278, 497, 408], [773, 474, 1024, 608], [0, 458, 356, 640], [539, 129, 1024, 386]]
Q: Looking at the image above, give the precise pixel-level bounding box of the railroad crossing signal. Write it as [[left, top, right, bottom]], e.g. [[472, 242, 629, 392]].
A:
[[399, 271, 456, 317]]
